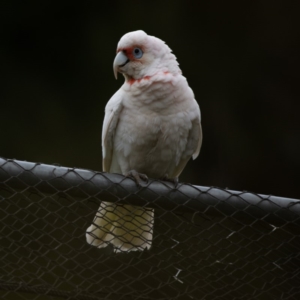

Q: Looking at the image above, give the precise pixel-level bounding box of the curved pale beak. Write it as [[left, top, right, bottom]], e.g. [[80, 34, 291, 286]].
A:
[[113, 51, 129, 79]]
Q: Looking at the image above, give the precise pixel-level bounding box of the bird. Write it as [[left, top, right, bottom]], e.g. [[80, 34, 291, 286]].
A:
[[86, 30, 202, 253]]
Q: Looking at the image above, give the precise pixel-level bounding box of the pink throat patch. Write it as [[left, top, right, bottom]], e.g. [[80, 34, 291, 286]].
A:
[[127, 72, 170, 85]]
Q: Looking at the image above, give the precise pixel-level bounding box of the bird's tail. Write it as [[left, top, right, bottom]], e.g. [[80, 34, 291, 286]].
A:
[[86, 202, 154, 253]]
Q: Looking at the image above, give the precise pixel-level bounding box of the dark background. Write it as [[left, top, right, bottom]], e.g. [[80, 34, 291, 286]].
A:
[[1, 1, 299, 198]]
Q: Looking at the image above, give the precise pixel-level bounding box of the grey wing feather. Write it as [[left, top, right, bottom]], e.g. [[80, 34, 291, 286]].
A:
[[102, 90, 124, 172], [173, 117, 202, 178]]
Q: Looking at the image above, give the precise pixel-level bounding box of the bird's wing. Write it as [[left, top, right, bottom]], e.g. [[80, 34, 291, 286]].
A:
[[173, 103, 202, 178], [102, 89, 124, 172], [192, 120, 202, 160]]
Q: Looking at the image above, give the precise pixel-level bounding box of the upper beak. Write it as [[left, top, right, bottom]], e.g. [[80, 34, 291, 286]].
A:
[[113, 51, 129, 79]]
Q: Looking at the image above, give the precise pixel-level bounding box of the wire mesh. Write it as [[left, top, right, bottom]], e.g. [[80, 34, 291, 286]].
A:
[[0, 157, 300, 300]]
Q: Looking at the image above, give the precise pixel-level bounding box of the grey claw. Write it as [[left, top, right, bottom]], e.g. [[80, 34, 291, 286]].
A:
[[173, 177, 179, 188], [161, 175, 179, 188], [125, 170, 148, 186]]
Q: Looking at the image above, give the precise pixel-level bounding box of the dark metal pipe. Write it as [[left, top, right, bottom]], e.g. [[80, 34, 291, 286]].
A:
[[0, 157, 299, 224]]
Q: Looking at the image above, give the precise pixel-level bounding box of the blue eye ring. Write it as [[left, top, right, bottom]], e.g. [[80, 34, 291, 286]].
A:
[[133, 47, 143, 59]]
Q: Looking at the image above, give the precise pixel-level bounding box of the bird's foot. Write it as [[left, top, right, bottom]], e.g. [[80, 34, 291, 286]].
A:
[[161, 175, 179, 187], [125, 170, 148, 186]]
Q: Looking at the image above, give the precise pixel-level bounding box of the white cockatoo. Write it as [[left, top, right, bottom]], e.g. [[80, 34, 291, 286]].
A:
[[86, 30, 202, 253]]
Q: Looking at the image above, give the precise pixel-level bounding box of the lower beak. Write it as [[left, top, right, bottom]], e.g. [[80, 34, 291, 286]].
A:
[[113, 51, 129, 79]]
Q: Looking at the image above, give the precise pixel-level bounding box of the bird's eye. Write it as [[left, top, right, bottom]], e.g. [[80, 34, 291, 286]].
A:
[[133, 47, 143, 59]]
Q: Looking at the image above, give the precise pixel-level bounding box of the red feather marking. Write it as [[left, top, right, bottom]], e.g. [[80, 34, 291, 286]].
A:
[[117, 46, 144, 61], [127, 72, 170, 85], [123, 47, 135, 61], [128, 78, 135, 85], [128, 75, 151, 85]]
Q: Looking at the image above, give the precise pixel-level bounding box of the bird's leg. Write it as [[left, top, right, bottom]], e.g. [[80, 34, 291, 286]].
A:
[[161, 174, 179, 187], [125, 170, 148, 186]]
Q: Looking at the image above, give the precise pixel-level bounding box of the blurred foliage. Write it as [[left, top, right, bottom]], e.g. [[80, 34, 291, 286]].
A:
[[1, 1, 299, 198]]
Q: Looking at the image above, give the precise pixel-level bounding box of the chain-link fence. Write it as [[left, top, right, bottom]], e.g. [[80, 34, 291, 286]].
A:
[[0, 157, 300, 300]]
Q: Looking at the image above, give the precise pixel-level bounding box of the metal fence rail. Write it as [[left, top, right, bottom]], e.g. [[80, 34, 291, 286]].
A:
[[0, 157, 300, 300]]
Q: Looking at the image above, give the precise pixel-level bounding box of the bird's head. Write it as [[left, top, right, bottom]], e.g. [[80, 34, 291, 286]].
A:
[[113, 30, 180, 82]]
